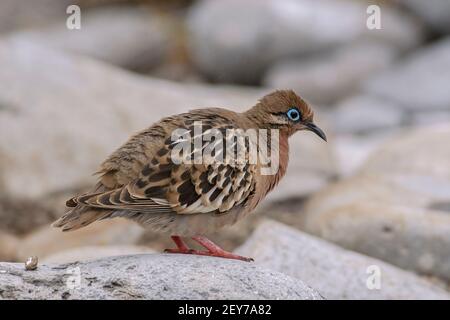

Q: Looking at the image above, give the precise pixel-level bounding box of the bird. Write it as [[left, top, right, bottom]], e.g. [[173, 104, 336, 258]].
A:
[[52, 90, 326, 262]]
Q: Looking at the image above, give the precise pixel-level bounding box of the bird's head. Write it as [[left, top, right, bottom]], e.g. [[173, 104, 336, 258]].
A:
[[245, 90, 327, 141]]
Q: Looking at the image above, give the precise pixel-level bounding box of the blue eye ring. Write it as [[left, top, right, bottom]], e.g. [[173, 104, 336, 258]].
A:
[[286, 107, 301, 122]]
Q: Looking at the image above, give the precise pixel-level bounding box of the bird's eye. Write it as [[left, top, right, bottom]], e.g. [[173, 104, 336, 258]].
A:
[[286, 108, 301, 122]]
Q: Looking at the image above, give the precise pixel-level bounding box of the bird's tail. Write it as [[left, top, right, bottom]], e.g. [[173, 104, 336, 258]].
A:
[[52, 206, 113, 232]]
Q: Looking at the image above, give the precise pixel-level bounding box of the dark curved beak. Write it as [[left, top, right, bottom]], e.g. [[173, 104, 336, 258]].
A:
[[305, 123, 327, 142]]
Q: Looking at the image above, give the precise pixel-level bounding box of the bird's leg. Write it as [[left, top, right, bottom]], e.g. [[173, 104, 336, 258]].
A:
[[164, 235, 253, 262], [190, 235, 254, 262], [164, 235, 190, 253]]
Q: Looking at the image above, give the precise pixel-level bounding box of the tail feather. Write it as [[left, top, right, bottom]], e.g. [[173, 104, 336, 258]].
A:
[[52, 206, 113, 231]]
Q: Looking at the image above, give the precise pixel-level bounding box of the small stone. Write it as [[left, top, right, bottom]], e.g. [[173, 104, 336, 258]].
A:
[[25, 256, 38, 271]]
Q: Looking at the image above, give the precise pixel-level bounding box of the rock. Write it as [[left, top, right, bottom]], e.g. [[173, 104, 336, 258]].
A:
[[0, 254, 323, 299], [303, 162, 450, 219], [0, 0, 74, 33], [16, 219, 145, 262], [331, 95, 404, 135], [360, 124, 450, 198], [302, 125, 450, 280], [0, 232, 19, 262], [264, 42, 397, 105], [399, 0, 450, 33], [335, 124, 450, 201], [237, 220, 450, 299], [410, 110, 450, 127], [364, 37, 450, 111], [302, 202, 450, 281], [15, 6, 170, 72], [187, 0, 422, 84], [333, 132, 396, 177], [42, 245, 155, 263], [0, 36, 335, 202], [302, 174, 433, 217]]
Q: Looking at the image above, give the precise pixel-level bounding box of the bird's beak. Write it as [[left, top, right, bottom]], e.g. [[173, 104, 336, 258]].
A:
[[305, 123, 327, 142]]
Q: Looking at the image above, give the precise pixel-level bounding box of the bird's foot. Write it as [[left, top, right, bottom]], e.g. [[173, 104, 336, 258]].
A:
[[164, 235, 253, 262]]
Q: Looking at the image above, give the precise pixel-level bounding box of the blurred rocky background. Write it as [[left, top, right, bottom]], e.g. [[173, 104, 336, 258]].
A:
[[0, 0, 449, 299]]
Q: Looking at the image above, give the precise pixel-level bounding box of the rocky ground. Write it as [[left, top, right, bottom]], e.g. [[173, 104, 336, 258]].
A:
[[0, 0, 449, 299]]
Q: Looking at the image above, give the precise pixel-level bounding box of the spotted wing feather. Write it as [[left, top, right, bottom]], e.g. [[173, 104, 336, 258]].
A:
[[70, 122, 257, 216]]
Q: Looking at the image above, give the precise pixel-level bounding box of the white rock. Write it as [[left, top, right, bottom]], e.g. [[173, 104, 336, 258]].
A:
[[332, 95, 404, 134], [302, 124, 450, 280], [302, 202, 450, 281], [364, 37, 450, 111], [264, 42, 397, 105], [0, 0, 73, 32], [237, 220, 450, 299], [361, 124, 450, 196], [187, 0, 422, 83], [0, 254, 323, 299], [14, 6, 170, 71], [333, 132, 396, 177]]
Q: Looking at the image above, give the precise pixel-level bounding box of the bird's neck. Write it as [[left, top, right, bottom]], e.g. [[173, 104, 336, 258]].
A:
[[266, 131, 289, 192], [249, 132, 289, 211]]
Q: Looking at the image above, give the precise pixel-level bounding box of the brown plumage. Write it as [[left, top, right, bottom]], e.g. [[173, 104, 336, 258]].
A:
[[53, 90, 326, 261]]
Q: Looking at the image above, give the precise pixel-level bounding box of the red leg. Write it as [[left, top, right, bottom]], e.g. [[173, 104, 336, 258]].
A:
[[192, 235, 254, 262], [164, 234, 253, 262], [164, 235, 190, 253]]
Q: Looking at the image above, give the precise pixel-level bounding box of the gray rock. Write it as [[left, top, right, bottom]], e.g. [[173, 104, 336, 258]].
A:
[[0, 254, 323, 299], [187, 0, 421, 84], [302, 201, 450, 281], [302, 125, 450, 280], [333, 132, 396, 177], [410, 110, 450, 127], [332, 95, 404, 134], [399, 0, 450, 33], [0, 36, 335, 201], [364, 37, 450, 111], [14, 6, 170, 71], [361, 124, 450, 195], [237, 220, 450, 299], [264, 42, 397, 105], [0, 0, 73, 33]]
